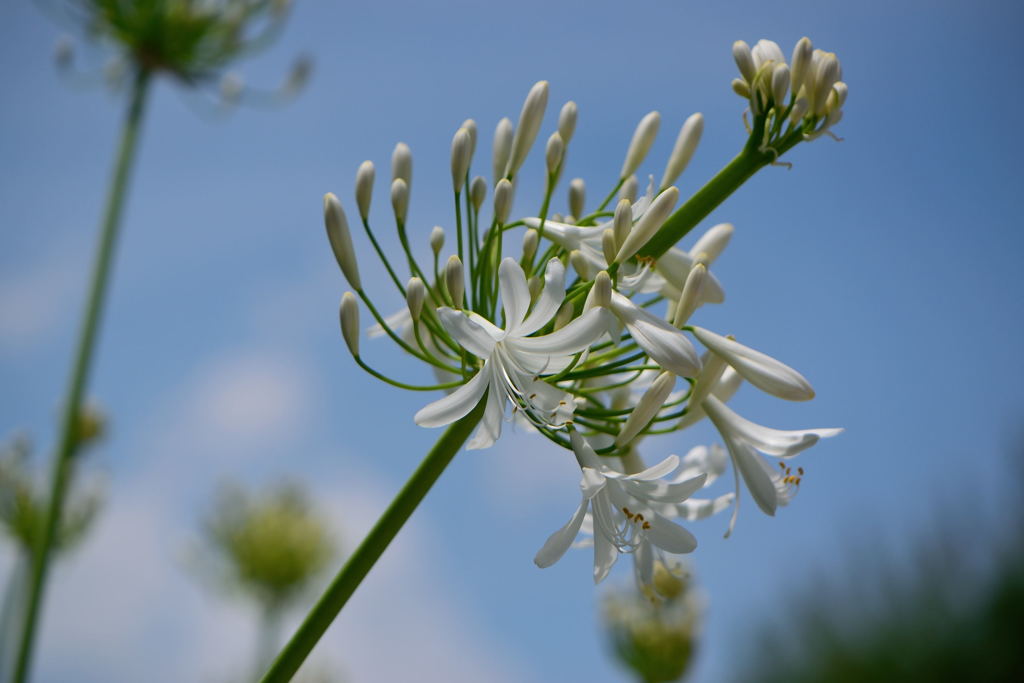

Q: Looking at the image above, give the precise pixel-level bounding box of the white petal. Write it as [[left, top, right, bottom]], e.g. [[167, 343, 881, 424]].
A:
[[534, 497, 588, 568], [437, 308, 500, 358], [693, 327, 814, 401], [612, 292, 701, 377], [580, 467, 606, 498], [367, 307, 412, 339], [689, 222, 733, 264], [466, 368, 506, 449], [728, 433, 777, 516], [633, 540, 655, 590], [675, 492, 735, 521], [512, 307, 612, 357], [703, 396, 842, 457], [626, 472, 707, 504], [645, 514, 697, 554], [414, 367, 490, 428], [627, 454, 680, 481], [498, 257, 532, 331], [593, 528, 619, 584], [518, 258, 566, 335]]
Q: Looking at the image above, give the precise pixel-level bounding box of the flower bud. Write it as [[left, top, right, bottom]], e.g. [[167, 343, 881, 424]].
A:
[[355, 160, 374, 221], [672, 263, 706, 327], [690, 222, 733, 263], [553, 301, 574, 330], [391, 142, 412, 188], [492, 117, 514, 184], [506, 80, 549, 178], [323, 193, 361, 289], [339, 292, 360, 356], [660, 113, 703, 191], [592, 271, 612, 308], [444, 255, 464, 308], [450, 127, 473, 192], [545, 132, 565, 175], [731, 78, 750, 98], [613, 198, 632, 249], [569, 250, 590, 280], [771, 63, 790, 106], [528, 276, 543, 301], [832, 81, 848, 109], [812, 53, 841, 115], [460, 118, 478, 159], [390, 178, 409, 224], [619, 175, 639, 204], [470, 176, 487, 211], [790, 37, 813, 97], [615, 371, 676, 446], [430, 226, 445, 255], [601, 229, 617, 267], [558, 101, 578, 143], [568, 178, 585, 219], [620, 111, 661, 178], [788, 97, 809, 125], [493, 178, 514, 224], [732, 40, 756, 82], [616, 186, 679, 263], [522, 228, 539, 263], [406, 277, 426, 321]]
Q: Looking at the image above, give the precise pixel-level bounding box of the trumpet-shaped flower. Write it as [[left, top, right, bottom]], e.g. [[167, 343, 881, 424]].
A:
[[535, 431, 706, 583], [415, 258, 612, 449]]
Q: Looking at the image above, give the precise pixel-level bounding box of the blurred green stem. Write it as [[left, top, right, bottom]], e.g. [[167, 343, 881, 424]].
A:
[[11, 67, 151, 683], [259, 399, 486, 683]]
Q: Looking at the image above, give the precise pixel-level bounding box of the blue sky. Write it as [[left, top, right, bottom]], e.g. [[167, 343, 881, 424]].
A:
[[2, 0, 1023, 681]]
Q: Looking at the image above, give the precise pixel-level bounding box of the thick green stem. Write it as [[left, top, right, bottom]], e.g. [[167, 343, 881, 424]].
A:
[[258, 400, 486, 683], [11, 68, 152, 683]]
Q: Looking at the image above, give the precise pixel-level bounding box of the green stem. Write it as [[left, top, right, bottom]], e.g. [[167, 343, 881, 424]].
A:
[[12, 67, 152, 683], [258, 399, 486, 683]]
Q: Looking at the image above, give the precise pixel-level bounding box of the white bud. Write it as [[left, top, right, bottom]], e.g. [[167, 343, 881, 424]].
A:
[[355, 160, 374, 221], [672, 263, 706, 327], [660, 113, 703, 191], [339, 292, 360, 356], [619, 175, 639, 204], [528, 275, 543, 301], [569, 250, 590, 280], [771, 63, 790, 106], [391, 142, 412, 188], [450, 127, 473, 191], [620, 111, 661, 178], [470, 176, 487, 211], [551, 213, 565, 223], [615, 372, 676, 446], [522, 229, 539, 263], [789, 97, 809, 125], [553, 301, 574, 330], [444, 255, 464, 308], [615, 186, 679, 263], [732, 40, 756, 82], [429, 226, 446, 255], [832, 81, 848, 109], [568, 178, 585, 219], [461, 118, 478, 159], [592, 271, 612, 308], [612, 198, 632, 250], [751, 39, 785, 70], [790, 37, 813, 97], [390, 178, 409, 224], [406, 277, 426, 321], [505, 80, 549, 178], [812, 54, 841, 115], [545, 132, 565, 175], [731, 78, 751, 98], [690, 222, 733, 264], [493, 178, 514, 224], [492, 117, 514, 184], [601, 229, 617, 267], [558, 101, 578, 143], [323, 193, 361, 290]]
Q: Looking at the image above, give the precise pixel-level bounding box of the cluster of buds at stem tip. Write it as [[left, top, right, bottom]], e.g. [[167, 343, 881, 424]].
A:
[[320, 48, 843, 582], [732, 37, 847, 153]]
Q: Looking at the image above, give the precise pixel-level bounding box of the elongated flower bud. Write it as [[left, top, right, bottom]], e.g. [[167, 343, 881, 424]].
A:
[[790, 37, 813, 97], [731, 78, 750, 98], [569, 249, 590, 280], [460, 118, 478, 160], [406, 277, 426, 321], [602, 229, 617, 266], [430, 225, 445, 255], [355, 160, 375, 221], [494, 178, 514, 224], [505, 80, 549, 178], [615, 371, 676, 446], [451, 127, 473, 191], [692, 327, 815, 401], [812, 53, 840, 115], [620, 111, 660, 178], [672, 263, 706, 327], [569, 178, 585, 219], [323, 193, 361, 289], [445, 255, 464, 308], [771, 63, 790, 106], [592, 271, 612, 308], [690, 223, 733, 263], [612, 198, 632, 250], [528, 275, 543, 301], [789, 97, 809, 125], [492, 117, 514, 184], [686, 350, 727, 416], [660, 113, 703, 191], [553, 301, 574, 330], [616, 186, 678, 263], [619, 175, 639, 204], [558, 101, 578, 143], [470, 176, 487, 211], [391, 142, 412, 188], [732, 40, 756, 82], [832, 81, 848, 109], [522, 228, 539, 263], [391, 178, 409, 224], [339, 292, 360, 356], [545, 132, 565, 175]]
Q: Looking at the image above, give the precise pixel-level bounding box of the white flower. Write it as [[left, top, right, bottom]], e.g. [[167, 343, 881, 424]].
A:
[[535, 431, 706, 583], [414, 258, 612, 449], [702, 395, 842, 536], [691, 326, 815, 401], [609, 292, 701, 377]]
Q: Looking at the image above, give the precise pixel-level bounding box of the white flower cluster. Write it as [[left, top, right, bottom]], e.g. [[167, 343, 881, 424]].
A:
[[324, 38, 843, 593]]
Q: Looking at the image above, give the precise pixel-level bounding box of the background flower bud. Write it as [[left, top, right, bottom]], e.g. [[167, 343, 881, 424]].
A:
[[429, 226, 445, 255], [339, 292, 360, 356], [470, 176, 487, 211], [492, 117, 514, 184], [406, 277, 426, 321], [660, 113, 703, 191], [558, 101, 578, 144], [390, 178, 409, 224], [568, 178, 585, 219], [355, 160, 374, 221], [620, 111, 660, 178], [493, 178, 514, 224], [391, 141, 412, 188], [444, 255, 464, 308], [450, 127, 473, 191], [323, 193, 361, 290]]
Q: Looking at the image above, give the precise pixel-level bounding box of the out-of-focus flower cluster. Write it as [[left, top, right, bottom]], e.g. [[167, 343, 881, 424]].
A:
[[323, 37, 844, 592]]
